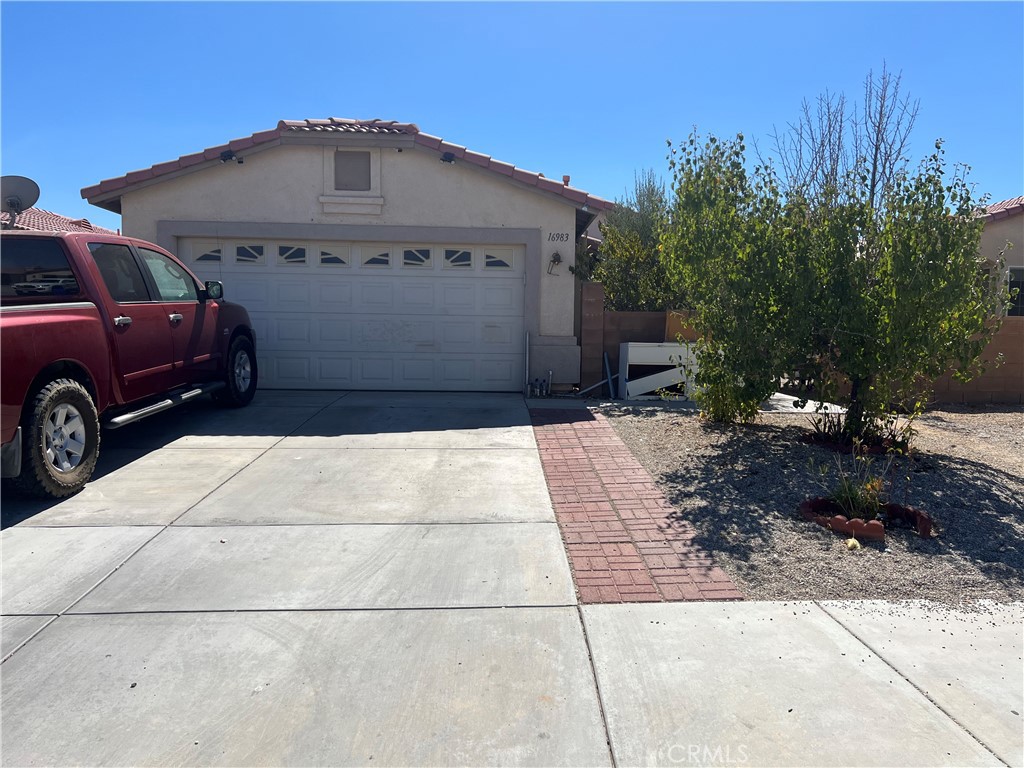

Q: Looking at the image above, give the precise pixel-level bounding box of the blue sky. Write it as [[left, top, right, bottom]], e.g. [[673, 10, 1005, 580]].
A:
[[2, 2, 1022, 232]]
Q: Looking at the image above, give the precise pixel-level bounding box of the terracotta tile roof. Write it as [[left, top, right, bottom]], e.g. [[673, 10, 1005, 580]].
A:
[[983, 196, 1024, 220], [279, 118, 418, 134], [81, 119, 614, 212], [0, 206, 116, 234]]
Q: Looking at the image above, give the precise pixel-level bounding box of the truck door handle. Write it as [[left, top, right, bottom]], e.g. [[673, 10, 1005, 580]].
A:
[[114, 315, 133, 327], [168, 313, 183, 324]]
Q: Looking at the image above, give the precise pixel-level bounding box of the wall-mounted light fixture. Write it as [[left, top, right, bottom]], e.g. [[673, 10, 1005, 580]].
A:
[[440, 152, 456, 164], [547, 251, 562, 275], [220, 150, 243, 165]]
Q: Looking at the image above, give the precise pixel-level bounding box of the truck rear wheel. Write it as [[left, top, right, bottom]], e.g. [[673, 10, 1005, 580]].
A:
[[13, 379, 100, 498], [213, 336, 258, 408]]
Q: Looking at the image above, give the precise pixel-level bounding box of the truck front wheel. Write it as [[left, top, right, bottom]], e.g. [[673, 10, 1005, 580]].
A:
[[14, 379, 100, 498], [213, 336, 258, 407]]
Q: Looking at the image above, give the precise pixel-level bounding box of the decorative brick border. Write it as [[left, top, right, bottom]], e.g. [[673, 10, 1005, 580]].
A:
[[530, 409, 742, 603]]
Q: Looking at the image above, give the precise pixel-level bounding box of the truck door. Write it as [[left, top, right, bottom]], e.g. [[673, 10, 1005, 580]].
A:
[[88, 242, 175, 404], [135, 246, 220, 386]]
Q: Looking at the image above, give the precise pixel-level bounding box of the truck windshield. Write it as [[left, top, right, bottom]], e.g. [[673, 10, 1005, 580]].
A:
[[1, 238, 86, 306]]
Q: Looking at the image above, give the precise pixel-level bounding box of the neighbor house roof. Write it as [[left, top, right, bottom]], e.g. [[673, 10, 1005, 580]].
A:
[[81, 118, 615, 213], [1, 206, 116, 234], [983, 196, 1024, 220]]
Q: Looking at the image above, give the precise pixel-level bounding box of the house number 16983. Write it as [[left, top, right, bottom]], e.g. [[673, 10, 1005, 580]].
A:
[[548, 233, 571, 242]]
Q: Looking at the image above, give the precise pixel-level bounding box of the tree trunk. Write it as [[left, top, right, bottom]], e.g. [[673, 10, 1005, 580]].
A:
[[845, 377, 867, 441]]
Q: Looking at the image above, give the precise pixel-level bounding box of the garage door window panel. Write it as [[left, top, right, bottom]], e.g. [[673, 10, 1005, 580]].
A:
[[278, 246, 307, 266], [444, 249, 473, 270], [236, 245, 265, 265], [192, 242, 222, 263], [484, 249, 514, 270], [402, 248, 432, 269], [319, 245, 350, 267], [361, 248, 391, 268]]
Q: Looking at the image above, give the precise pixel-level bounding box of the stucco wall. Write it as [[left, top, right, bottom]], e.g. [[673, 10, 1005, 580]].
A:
[[117, 140, 583, 382], [117, 138, 585, 385], [981, 214, 1023, 268]]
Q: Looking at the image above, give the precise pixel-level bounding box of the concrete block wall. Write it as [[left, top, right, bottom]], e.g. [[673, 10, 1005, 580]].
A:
[[931, 318, 1024, 405], [577, 283, 1023, 405]]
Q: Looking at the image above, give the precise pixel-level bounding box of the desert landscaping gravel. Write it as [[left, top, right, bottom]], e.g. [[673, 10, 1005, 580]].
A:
[[603, 403, 1024, 604]]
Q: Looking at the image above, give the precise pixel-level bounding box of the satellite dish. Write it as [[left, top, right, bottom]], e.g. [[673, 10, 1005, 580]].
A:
[[1, 176, 41, 229]]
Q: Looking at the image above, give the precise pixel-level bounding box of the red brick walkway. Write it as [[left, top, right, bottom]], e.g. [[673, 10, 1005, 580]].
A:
[[530, 408, 743, 603]]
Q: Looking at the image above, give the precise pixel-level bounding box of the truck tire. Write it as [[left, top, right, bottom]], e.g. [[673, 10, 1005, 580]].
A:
[[213, 336, 258, 408], [13, 379, 100, 499]]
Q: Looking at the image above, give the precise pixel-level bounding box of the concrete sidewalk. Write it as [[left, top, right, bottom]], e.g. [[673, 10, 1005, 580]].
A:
[[1, 391, 1021, 767]]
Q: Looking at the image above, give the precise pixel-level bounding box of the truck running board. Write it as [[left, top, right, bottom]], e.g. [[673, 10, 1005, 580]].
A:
[[105, 382, 226, 430]]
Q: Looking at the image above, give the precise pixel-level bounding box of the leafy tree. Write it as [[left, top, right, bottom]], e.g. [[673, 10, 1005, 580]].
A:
[[661, 68, 1010, 443], [573, 170, 678, 311]]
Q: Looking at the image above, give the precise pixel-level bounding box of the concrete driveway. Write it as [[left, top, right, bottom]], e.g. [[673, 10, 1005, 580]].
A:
[[1, 391, 1021, 766]]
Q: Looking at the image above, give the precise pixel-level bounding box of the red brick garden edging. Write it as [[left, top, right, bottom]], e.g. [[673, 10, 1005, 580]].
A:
[[530, 409, 742, 604]]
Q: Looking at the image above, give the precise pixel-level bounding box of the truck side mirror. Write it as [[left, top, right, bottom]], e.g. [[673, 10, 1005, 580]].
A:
[[204, 280, 224, 301]]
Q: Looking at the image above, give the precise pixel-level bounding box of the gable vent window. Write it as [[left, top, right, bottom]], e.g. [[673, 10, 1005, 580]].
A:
[[278, 246, 306, 266], [334, 151, 371, 192], [444, 249, 472, 269], [236, 245, 265, 265], [403, 248, 432, 268]]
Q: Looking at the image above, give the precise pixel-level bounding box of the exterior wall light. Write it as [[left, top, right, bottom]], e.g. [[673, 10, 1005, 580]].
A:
[[548, 251, 562, 275], [440, 152, 456, 164]]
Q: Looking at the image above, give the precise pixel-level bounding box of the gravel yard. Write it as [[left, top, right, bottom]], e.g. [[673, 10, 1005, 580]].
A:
[[604, 403, 1024, 604]]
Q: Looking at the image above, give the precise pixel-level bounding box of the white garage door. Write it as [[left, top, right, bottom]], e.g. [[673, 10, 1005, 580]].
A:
[[182, 238, 525, 391]]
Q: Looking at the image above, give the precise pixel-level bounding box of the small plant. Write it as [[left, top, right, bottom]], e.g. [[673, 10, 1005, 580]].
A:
[[814, 440, 899, 521], [845, 538, 862, 551], [810, 407, 917, 453]]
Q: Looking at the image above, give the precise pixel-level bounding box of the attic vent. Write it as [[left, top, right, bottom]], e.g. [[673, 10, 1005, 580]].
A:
[[334, 151, 371, 192]]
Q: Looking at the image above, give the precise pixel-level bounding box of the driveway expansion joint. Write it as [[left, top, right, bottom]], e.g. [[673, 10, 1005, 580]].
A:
[[815, 601, 1012, 767], [530, 408, 743, 604]]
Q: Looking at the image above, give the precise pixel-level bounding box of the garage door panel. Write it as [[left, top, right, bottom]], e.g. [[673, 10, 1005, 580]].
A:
[[359, 358, 395, 384], [273, 357, 311, 385], [186, 239, 526, 391], [481, 360, 516, 384], [318, 319, 353, 344], [318, 357, 354, 385], [274, 318, 312, 344], [400, 283, 436, 310], [231, 279, 271, 309], [319, 283, 353, 310], [276, 282, 311, 310], [358, 283, 395, 310], [441, 284, 476, 312], [440, 359, 475, 385], [482, 284, 520, 312], [399, 359, 435, 385]]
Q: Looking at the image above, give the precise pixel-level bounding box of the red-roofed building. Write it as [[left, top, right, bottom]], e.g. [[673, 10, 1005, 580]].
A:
[[931, 195, 1024, 403], [81, 119, 614, 391], [1, 206, 116, 235]]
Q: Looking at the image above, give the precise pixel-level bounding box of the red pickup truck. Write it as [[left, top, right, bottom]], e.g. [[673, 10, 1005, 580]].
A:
[[1, 231, 258, 498]]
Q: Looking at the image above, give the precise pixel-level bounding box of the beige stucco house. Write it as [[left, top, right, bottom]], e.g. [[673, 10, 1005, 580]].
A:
[[931, 195, 1024, 403], [82, 118, 613, 392]]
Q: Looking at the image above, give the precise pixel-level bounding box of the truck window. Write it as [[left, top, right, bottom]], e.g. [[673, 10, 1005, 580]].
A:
[[137, 247, 198, 302], [1, 238, 86, 306], [89, 243, 151, 303]]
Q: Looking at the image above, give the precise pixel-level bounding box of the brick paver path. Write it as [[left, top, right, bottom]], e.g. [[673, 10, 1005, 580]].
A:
[[530, 408, 743, 603]]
